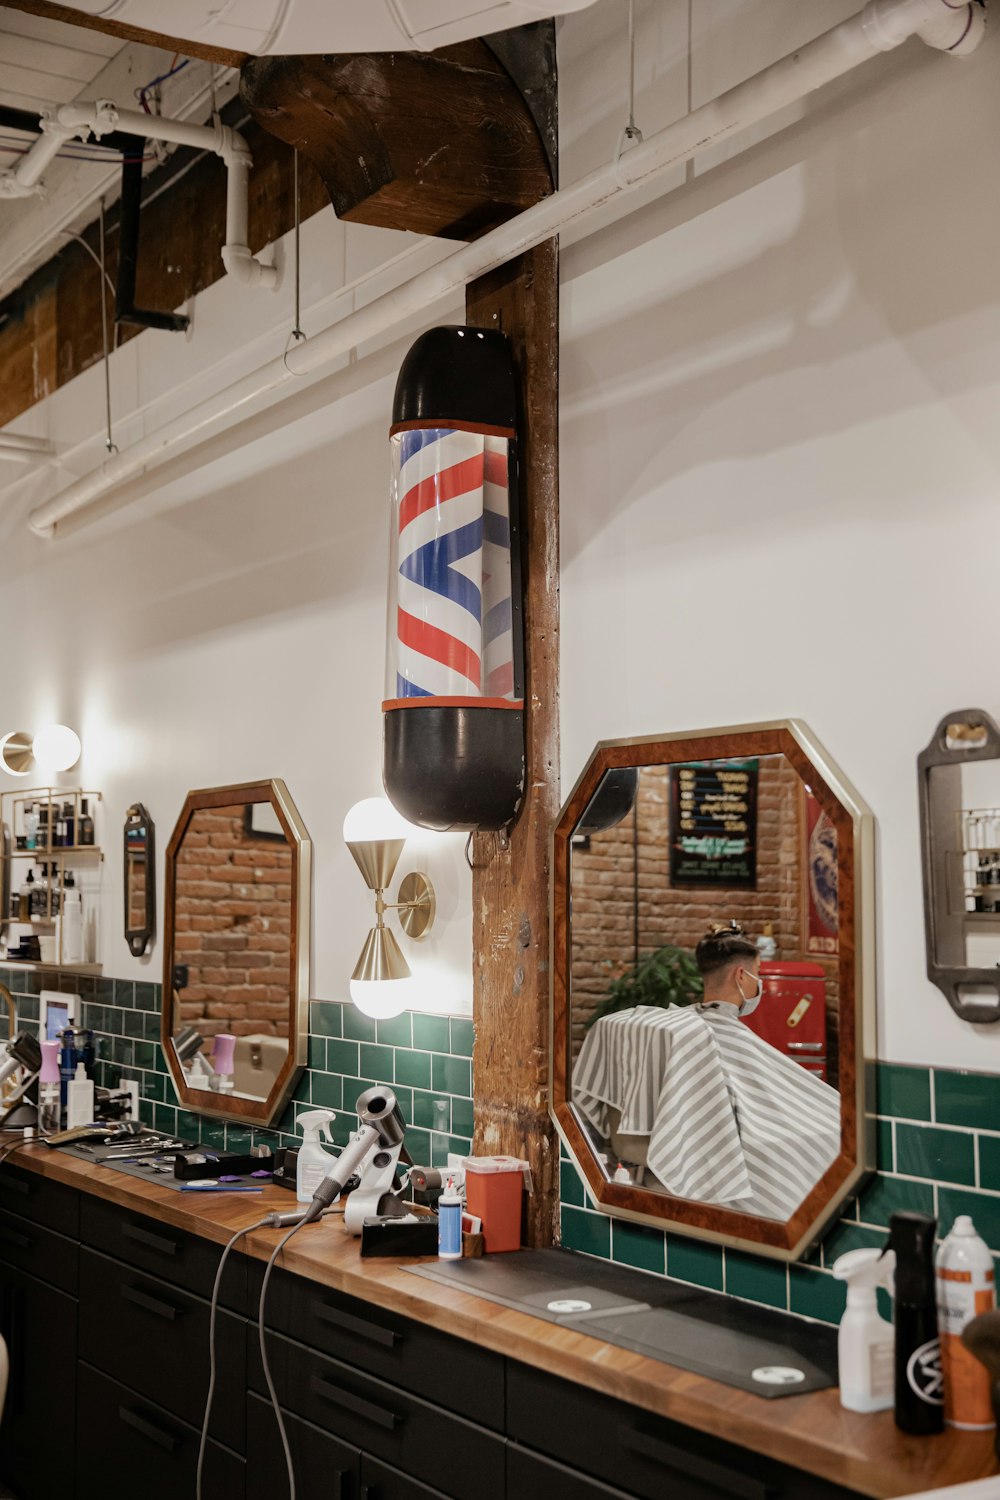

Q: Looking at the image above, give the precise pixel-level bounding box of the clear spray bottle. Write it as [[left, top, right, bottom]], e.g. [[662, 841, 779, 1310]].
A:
[[38, 1039, 61, 1135]]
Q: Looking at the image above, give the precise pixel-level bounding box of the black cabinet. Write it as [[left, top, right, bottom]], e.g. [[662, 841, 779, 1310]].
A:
[[0, 1263, 77, 1500], [0, 1176, 868, 1500], [76, 1362, 244, 1500]]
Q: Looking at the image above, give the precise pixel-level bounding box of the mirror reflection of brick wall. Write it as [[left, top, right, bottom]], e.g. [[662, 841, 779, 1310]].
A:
[[570, 757, 839, 1058], [172, 803, 292, 1039]]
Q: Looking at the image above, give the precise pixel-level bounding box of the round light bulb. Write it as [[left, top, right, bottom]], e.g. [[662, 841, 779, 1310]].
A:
[[349, 976, 412, 1020], [32, 724, 81, 773], [342, 796, 413, 844]]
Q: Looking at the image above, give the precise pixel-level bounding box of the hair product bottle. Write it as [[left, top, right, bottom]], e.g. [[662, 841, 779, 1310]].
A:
[[937, 1215, 997, 1430], [889, 1211, 944, 1434]]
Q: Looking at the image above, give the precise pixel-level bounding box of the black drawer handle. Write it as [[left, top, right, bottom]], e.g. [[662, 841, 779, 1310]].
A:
[[315, 1303, 400, 1348], [311, 1375, 401, 1431], [0, 1179, 29, 1197], [121, 1283, 180, 1321], [118, 1405, 181, 1453], [122, 1222, 178, 1257], [0, 1226, 32, 1250], [620, 1425, 768, 1500]]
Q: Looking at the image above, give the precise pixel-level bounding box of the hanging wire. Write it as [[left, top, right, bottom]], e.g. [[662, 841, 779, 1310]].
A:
[[615, 0, 644, 163], [291, 148, 305, 343], [98, 199, 118, 455]]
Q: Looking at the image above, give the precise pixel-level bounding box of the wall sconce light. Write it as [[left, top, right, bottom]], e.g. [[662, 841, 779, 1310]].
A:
[[0, 725, 81, 777], [344, 797, 436, 1020]]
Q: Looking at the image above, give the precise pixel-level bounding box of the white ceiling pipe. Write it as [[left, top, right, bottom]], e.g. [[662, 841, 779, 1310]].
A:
[[24, 0, 984, 539], [3, 99, 279, 292], [0, 112, 93, 199], [0, 434, 54, 462]]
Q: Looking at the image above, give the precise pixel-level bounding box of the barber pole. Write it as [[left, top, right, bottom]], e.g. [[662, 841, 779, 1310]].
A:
[[383, 328, 525, 830]]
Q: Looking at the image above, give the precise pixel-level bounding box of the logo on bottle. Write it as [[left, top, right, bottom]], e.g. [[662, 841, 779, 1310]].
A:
[[907, 1337, 944, 1404]]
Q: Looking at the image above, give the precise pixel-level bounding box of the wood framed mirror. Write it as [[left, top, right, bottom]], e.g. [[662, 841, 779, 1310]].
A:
[[124, 802, 155, 957], [551, 720, 875, 1260], [162, 779, 311, 1127]]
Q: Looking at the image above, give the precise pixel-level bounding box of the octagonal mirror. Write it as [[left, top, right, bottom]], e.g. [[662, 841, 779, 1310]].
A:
[[163, 779, 311, 1128], [551, 720, 875, 1260]]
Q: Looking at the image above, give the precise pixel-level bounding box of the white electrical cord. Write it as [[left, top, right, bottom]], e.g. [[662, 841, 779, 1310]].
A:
[[196, 1217, 269, 1500], [258, 1220, 308, 1500]]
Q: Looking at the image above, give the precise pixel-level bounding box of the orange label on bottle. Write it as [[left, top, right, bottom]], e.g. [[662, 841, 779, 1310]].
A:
[[941, 1332, 995, 1428]]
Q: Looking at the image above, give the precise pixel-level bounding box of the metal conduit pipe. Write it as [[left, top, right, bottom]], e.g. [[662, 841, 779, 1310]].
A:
[[23, 0, 984, 539], [0, 99, 280, 295], [0, 434, 54, 461]]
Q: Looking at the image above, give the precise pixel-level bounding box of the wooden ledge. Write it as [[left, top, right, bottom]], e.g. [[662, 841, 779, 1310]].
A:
[[9, 1143, 997, 1498]]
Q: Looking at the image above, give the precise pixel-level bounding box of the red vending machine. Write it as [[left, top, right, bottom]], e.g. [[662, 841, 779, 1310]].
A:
[[742, 961, 828, 1081]]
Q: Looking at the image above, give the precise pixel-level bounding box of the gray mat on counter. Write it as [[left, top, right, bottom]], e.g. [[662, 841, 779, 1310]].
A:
[[54, 1137, 268, 1194], [409, 1249, 837, 1398]]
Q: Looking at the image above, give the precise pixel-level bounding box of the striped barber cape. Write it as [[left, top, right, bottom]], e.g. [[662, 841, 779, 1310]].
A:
[[573, 1004, 840, 1221]]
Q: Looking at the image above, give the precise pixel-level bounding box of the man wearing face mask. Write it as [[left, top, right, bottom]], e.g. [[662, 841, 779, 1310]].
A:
[[687, 920, 841, 1218]]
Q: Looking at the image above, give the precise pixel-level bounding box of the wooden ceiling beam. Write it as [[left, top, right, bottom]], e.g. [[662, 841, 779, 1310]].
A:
[[2, 0, 247, 66], [241, 26, 555, 241]]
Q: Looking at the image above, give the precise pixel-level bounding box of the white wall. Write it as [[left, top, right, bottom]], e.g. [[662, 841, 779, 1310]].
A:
[[3, 0, 1000, 1064], [0, 211, 471, 1014], [557, 0, 1000, 1069]]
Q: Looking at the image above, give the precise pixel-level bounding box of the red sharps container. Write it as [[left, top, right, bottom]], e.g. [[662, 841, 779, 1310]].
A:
[[463, 1156, 531, 1253]]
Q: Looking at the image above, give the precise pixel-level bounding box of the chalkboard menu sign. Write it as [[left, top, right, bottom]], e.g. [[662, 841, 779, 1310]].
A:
[[668, 759, 758, 888]]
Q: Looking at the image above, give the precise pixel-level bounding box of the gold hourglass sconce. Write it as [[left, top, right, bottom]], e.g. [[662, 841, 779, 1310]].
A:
[[343, 798, 436, 1020]]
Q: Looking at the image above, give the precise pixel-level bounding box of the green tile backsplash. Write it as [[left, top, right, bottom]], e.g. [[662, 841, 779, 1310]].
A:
[[558, 1060, 1000, 1326], [0, 966, 474, 1166]]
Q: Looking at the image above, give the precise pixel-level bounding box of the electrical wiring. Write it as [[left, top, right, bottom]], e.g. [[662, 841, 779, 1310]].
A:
[[259, 1222, 306, 1500], [0, 137, 155, 164], [136, 56, 189, 113]]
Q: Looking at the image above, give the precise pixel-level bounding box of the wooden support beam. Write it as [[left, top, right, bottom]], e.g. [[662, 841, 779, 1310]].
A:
[[241, 38, 554, 241], [2, 1, 247, 66], [467, 239, 559, 1248]]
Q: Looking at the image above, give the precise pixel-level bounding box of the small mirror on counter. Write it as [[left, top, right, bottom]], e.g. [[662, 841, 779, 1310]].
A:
[[552, 721, 875, 1261], [123, 803, 155, 957], [919, 709, 1000, 1023], [162, 779, 311, 1128]]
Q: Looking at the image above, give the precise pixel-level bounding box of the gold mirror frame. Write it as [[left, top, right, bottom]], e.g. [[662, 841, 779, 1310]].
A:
[[550, 720, 876, 1261], [162, 779, 311, 1128]]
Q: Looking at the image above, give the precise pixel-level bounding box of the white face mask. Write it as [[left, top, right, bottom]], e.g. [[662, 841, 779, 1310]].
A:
[[735, 970, 763, 1018]]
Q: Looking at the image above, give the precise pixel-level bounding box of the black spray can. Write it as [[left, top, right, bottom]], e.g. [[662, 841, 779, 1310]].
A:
[[888, 1211, 944, 1434]]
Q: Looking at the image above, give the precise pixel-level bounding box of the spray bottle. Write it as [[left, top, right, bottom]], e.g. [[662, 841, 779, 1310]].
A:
[[296, 1110, 336, 1203], [937, 1215, 997, 1430], [38, 1039, 61, 1135], [888, 1211, 943, 1434], [831, 1246, 896, 1412]]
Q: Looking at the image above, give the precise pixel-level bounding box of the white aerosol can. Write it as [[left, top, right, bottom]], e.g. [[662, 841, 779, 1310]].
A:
[[936, 1215, 996, 1430]]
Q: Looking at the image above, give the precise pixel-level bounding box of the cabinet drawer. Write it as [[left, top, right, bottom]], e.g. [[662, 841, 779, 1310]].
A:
[[507, 1363, 861, 1500], [507, 1443, 641, 1499], [250, 1262, 504, 1429], [0, 1206, 78, 1294], [80, 1194, 246, 1310], [249, 1328, 504, 1500], [0, 1165, 79, 1237], [247, 1390, 360, 1500], [0, 1264, 76, 1500], [79, 1247, 245, 1452], [362, 1454, 456, 1500], [76, 1362, 244, 1500]]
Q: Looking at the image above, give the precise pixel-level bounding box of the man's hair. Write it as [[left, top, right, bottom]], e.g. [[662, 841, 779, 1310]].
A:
[[695, 920, 758, 977]]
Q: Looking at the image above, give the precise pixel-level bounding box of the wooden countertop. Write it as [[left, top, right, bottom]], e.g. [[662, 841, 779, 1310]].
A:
[[10, 1143, 999, 1499]]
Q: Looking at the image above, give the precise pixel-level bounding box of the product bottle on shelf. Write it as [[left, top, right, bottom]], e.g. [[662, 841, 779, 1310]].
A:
[[37, 804, 48, 851], [78, 799, 94, 847], [24, 803, 38, 851], [61, 879, 83, 965], [18, 868, 34, 923], [63, 800, 74, 847]]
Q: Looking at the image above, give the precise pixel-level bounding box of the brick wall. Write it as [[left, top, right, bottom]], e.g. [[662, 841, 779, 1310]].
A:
[[570, 756, 839, 1053], [171, 805, 293, 1039]]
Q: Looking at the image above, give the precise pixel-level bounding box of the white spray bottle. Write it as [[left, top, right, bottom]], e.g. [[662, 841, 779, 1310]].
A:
[[831, 1246, 896, 1412], [296, 1110, 336, 1203]]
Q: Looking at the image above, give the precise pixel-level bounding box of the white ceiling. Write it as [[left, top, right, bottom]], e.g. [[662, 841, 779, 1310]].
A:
[[0, 6, 121, 116]]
